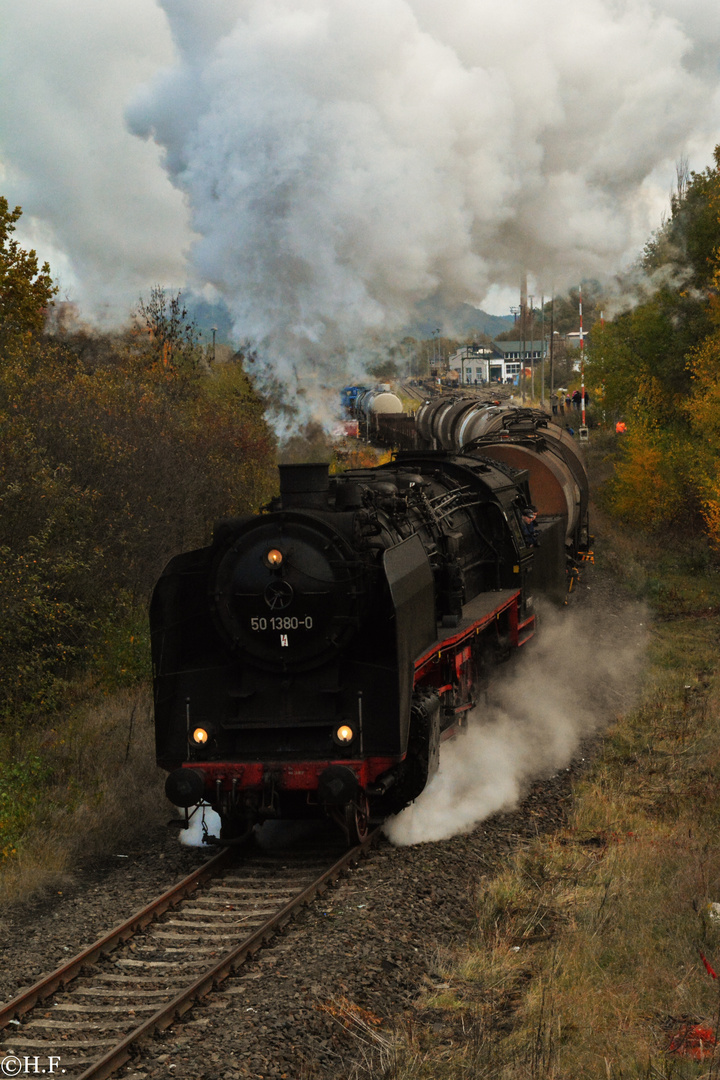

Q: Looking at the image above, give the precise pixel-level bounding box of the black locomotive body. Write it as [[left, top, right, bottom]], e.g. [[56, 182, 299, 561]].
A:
[[152, 446, 586, 843]]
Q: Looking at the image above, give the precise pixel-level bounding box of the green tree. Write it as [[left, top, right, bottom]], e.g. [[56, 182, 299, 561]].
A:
[[588, 289, 704, 420], [586, 153, 720, 421], [588, 148, 720, 535], [0, 198, 56, 357], [643, 151, 720, 290], [543, 281, 604, 338]]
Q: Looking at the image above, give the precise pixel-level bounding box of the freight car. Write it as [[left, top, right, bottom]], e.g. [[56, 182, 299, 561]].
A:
[[340, 384, 369, 415], [152, 439, 589, 846], [355, 386, 404, 440]]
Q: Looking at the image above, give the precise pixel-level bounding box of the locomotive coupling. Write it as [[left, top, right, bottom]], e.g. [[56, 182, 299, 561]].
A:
[[165, 767, 205, 808]]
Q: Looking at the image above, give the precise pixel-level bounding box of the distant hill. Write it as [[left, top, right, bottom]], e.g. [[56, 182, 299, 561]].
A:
[[184, 293, 514, 347], [407, 298, 515, 341]]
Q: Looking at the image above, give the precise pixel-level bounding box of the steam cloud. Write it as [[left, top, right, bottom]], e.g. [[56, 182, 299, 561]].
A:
[[0, 1, 191, 321], [126, 0, 720, 307], [3, 0, 720, 414], [129, 0, 720, 415], [385, 598, 647, 846]]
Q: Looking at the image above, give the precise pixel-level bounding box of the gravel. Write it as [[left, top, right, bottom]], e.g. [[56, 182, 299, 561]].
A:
[[0, 763, 583, 1079], [0, 827, 210, 1006], [1, 560, 631, 1079]]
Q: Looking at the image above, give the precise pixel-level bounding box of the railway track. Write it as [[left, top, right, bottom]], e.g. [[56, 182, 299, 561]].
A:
[[0, 829, 378, 1079], [397, 380, 427, 404], [398, 380, 516, 406]]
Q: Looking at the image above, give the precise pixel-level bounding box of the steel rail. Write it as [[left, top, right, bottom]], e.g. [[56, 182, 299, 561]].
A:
[[399, 381, 426, 403], [76, 829, 380, 1080], [0, 846, 234, 1027]]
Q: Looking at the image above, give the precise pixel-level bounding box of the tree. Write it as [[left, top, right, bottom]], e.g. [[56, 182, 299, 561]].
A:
[[135, 285, 200, 376], [585, 154, 720, 421], [368, 358, 399, 382], [587, 148, 720, 537], [0, 330, 277, 720], [543, 282, 604, 338], [0, 198, 56, 357], [587, 289, 702, 420], [643, 150, 720, 290]]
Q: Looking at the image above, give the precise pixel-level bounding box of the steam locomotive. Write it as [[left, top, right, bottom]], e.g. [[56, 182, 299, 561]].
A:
[[152, 405, 589, 845]]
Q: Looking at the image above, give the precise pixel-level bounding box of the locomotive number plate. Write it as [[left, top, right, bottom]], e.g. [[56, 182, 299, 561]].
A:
[[250, 616, 314, 631]]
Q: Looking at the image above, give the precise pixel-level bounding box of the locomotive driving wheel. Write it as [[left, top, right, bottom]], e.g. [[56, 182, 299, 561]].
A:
[[343, 791, 370, 845]]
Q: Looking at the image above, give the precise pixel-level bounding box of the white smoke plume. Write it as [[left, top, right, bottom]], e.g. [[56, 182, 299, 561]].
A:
[[0, 1, 192, 323], [125, 0, 720, 418], [385, 598, 647, 846], [3, 0, 720, 415]]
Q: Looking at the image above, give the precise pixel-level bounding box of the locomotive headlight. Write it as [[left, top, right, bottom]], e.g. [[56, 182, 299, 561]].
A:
[[192, 727, 209, 745], [266, 548, 283, 567], [334, 723, 355, 747]]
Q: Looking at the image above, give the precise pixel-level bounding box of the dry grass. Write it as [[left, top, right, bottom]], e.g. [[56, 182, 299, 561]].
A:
[[0, 683, 168, 905], [339, 510, 720, 1078]]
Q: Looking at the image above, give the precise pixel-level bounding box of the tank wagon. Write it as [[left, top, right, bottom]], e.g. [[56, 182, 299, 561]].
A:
[[356, 387, 403, 417], [380, 396, 590, 600], [355, 387, 404, 439], [151, 440, 587, 846]]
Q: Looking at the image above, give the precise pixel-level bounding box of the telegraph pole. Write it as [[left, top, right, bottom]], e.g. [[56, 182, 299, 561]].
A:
[[549, 294, 555, 398], [520, 275, 527, 403]]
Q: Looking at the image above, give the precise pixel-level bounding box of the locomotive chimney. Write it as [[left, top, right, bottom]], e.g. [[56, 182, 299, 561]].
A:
[[278, 462, 330, 509]]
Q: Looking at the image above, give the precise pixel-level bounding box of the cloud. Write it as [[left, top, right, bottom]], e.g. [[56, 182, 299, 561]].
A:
[[125, 0, 720, 414]]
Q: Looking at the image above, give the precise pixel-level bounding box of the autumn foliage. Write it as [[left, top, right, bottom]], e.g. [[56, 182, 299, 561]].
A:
[[685, 321, 720, 549], [587, 147, 720, 546], [0, 206, 277, 721], [0, 198, 56, 358]]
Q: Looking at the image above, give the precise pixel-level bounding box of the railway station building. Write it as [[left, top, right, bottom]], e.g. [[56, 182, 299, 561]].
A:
[[448, 340, 549, 385]]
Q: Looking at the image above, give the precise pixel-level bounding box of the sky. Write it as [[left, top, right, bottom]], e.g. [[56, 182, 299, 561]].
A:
[[2, 0, 720, 418]]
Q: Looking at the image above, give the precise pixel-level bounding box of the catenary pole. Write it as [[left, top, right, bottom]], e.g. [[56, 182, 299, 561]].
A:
[[550, 293, 555, 397], [540, 294, 545, 407], [579, 285, 586, 426]]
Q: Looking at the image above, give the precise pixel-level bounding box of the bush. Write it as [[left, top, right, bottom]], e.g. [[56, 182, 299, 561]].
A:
[[0, 334, 277, 724]]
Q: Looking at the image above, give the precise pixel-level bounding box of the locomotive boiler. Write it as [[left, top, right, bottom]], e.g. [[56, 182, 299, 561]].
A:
[[152, 446, 587, 845]]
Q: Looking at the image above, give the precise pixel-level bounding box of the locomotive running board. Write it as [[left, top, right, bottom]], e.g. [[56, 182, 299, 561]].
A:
[[413, 587, 527, 678]]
